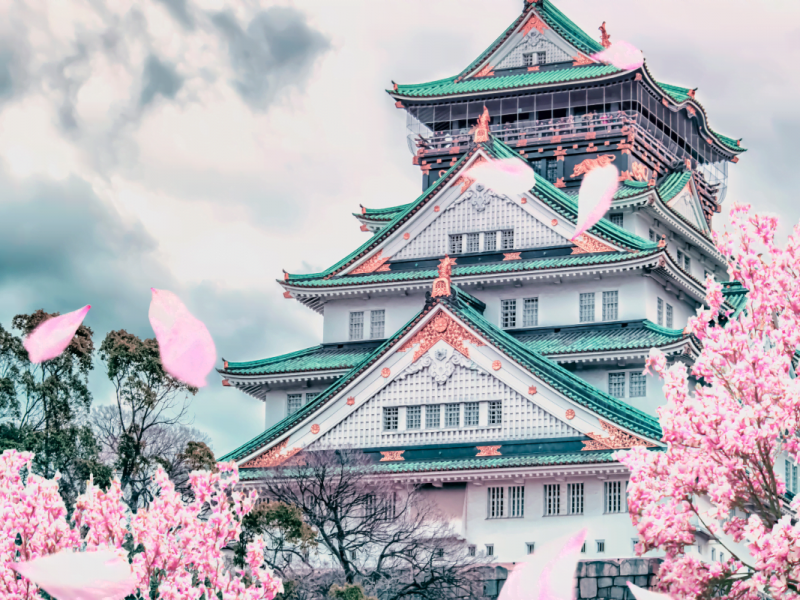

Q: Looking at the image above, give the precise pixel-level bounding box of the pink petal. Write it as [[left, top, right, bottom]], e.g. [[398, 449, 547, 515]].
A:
[[11, 548, 137, 600], [465, 158, 536, 197], [572, 164, 619, 240], [627, 583, 674, 600], [498, 528, 587, 600], [23, 305, 91, 363], [149, 288, 216, 388], [592, 41, 644, 71]]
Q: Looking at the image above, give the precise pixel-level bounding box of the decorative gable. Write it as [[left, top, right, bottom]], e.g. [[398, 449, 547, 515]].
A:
[[495, 30, 573, 70], [666, 181, 708, 232]]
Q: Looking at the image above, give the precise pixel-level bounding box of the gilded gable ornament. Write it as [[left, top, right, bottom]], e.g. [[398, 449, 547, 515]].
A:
[[431, 255, 456, 298], [471, 107, 491, 143], [462, 183, 503, 212], [581, 420, 657, 451], [599, 22, 612, 48], [398, 309, 485, 362], [241, 438, 302, 469], [396, 345, 488, 385]]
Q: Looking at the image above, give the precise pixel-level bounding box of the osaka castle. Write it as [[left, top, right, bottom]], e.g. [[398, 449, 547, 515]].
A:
[[220, 0, 745, 568]]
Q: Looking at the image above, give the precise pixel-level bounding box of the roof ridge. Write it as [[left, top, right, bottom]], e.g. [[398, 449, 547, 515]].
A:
[[226, 344, 323, 369]]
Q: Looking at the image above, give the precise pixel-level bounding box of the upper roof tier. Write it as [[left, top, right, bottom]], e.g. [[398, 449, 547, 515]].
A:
[[387, 0, 743, 156]]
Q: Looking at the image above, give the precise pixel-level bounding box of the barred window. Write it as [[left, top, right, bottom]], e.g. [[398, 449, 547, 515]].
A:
[[370, 310, 385, 339], [649, 229, 658, 242], [684, 255, 691, 271], [523, 53, 534, 67], [568, 483, 584, 515], [487, 487, 504, 519], [544, 484, 560, 516], [786, 460, 798, 494], [383, 407, 399, 431], [610, 214, 623, 227], [629, 372, 647, 398], [602, 291, 618, 321], [485, 231, 497, 252], [464, 402, 479, 427], [666, 303, 674, 328], [466, 233, 480, 253], [349, 311, 364, 341], [449, 234, 463, 254], [445, 403, 460, 428], [609, 372, 626, 399], [501, 299, 517, 329], [526, 543, 535, 554], [536, 51, 546, 64], [486, 544, 494, 556], [488, 400, 502, 425], [523, 297, 538, 327], [468, 546, 476, 557], [596, 540, 606, 553], [501, 230, 515, 250], [509, 486, 524, 518], [305, 392, 318, 404], [407, 406, 421, 430], [364, 494, 376, 516], [604, 480, 627, 513], [287, 394, 303, 415], [677, 250, 685, 265], [579, 293, 595, 323], [546, 159, 558, 182], [657, 297, 664, 326], [426, 405, 440, 429]]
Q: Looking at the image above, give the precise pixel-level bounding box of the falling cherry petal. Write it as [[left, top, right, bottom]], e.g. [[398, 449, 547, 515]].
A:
[[23, 305, 91, 363], [465, 157, 536, 197], [11, 548, 138, 600], [498, 528, 587, 600], [592, 41, 644, 71], [572, 164, 619, 240], [148, 288, 216, 388], [627, 583, 674, 600]]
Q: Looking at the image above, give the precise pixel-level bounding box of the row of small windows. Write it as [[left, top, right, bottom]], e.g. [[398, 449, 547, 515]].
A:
[[501, 292, 618, 330], [523, 51, 547, 67], [649, 230, 700, 275], [608, 371, 647, 399], [449, 230, 514, 254], [486, 481, 627, 519], [349, 310, 385, 341], [470, 539, 623, 557], [287, 392, 319, 416], [501, 298, 539, 328], [786, 460, 798, 495], [383, 401, 502, 431], [656, 297, 674, 329]]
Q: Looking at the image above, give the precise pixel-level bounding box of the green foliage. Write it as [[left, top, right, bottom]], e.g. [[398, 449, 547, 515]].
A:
[[180, 440, 217, 473], [235, 501, 317, 569], [328, 583, 377, 600]]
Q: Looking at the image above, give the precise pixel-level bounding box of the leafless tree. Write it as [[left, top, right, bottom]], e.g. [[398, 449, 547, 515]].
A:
[[256, 448, 486, 600]]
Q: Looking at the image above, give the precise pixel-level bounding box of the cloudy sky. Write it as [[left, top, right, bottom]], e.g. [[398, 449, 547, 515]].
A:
[[0, 0, 796, 456]]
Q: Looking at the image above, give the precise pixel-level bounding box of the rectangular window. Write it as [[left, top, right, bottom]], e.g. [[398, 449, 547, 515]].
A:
[[786, 460, 799, 494], [488, 400, 502, 425], [596, 540, 606, 553], [370, 310, 385, 339], [609, 373, 626, 399], [501, 299, 517, 329], [407, 406, 421, 430], [568, 483, 584, 515], [536, 51, 546, 65], [486, 544, 494, 556], [580, 293, 595, 323], [287, 394, 303, 415], [501, 230, 515, 250], [468, 546, 476, 557], [487, 487, 504, 519], [704, 269, 711, 280], [629, 372, 647, 398], [581, 542, 586, 554], [666, 303, 674, 328], [509, 486, 525, 518], [523, 297, 539, 327], [684, 255, 691, 271], [445, 403, 460, 428], [604, 481, 627, 513], [546, 159, 558, 182], [349, 311, 364, 341], [544, 484, 561, 516], [485, 231, 497, 252], [305, 392, 318, 404], [449, 234, 463, 254], [602, 291, 618, 321], [523, 53, 534, 67], [383, 407, 399, 431], [632, 539, 639, 554], [466, 233, 480, 253], [677, 250, 685, 266], [526, 543, 535, 555], [610, 214, 623, 227], [464, 402, 479, 427], [649, 229, 658, 242], [426, 405, 440, 429], [436, 548, 444, 558], [711, 548, 716, 561], [657, 298, 664, 326]]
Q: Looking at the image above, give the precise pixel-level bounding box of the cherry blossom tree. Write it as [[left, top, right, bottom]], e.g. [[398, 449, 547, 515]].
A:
[[620, 204, 800, 600]]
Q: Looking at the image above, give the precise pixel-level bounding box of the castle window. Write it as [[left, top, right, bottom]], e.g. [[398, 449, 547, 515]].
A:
[[629, 372, 647, 398], [464, 402, 479, 427], [509, 486, 524, 518], [305, 392, 318, 404], [488, 400, 502, 425], [677, 250, 685, 265], [486, 544, 494, 556], [468, 546, 476, 557], [349, 311, 364, 341], [487, 487, 504, 518], [544, 484, 561, 516], [445, 403, 460, 428], [684, 255, 692, 272], [610, 214, 623, 227], [383, 407, 399, 431], [501, 299, 517, 329], [649, 229, 658, 242], [568, 483, 584, 515], [604, 480, 627, 513], [546, 159, 558, 182], [666, 303, 674, 328], [466, 233, 481, 253], [523, 297, 539, 327], [426, 405, 441, 429], [657, 297, 664, 326], [785, 459, 798, 494], [370, 310, 385, 339], [596, 540, 606, 553], [485, 231, 497, 251], [526, 542, 535, 554], [580, 292, 595, 323], [602, 291, 618, 321], [501, 230, 515, 250], [449, 234, 463, 254], [407, 406, 421, 430], [609, 372, 626, 399], [287, 394, 303, 415]]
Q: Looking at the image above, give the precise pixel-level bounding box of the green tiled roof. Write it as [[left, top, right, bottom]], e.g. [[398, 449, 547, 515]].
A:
[[239, 451, 618, 479], [220, 286, 662, 462], [657, 82, 693, 103], [514, 320, 688, 356], [613, 180, 650, 200], [223, 344, 377, 376], [354, 204, 412, 222], [721, 281, 748, 319], [709, 129, 742, 152], [657, 171, 693, 203]]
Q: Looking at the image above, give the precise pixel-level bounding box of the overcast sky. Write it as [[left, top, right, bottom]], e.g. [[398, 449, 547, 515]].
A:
[[0, 0, 797, 456]]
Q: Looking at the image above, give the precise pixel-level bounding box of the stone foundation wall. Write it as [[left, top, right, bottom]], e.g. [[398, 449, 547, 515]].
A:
[[575, 558, 663, 600]]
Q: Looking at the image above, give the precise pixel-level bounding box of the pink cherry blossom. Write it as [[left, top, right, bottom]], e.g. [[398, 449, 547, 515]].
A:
[[148, 288, 216, 387], [23, 305, 90, 363], [465, 157, 536, 197], [572, 164, 619, 240], [627, 582, 674, 600], [591, 41, 644, 71]]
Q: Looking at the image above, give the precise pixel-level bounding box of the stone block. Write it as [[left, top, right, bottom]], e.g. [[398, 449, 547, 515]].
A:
[[610, 587, 625, 599], [649, 575, 659, 587], [614, 576, 634, 587], [648, 559, 663, 574], [620, 559, 649, 576], [598, 577, 613, 588], [580, 578, 598, 598], [583, 561, 620, 577], [634, 576, 649, 587]]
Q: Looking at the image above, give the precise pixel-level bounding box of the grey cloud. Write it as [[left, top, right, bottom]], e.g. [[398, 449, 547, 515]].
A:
[[140, 55, 183, 107], [155, 0, 194, 30], [211, 6, 330, 110], [0, 32, 30, 104]]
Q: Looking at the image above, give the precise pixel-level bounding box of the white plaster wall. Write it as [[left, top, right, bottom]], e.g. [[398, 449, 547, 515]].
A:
[[577, 366, 666, 418], [322, 293, 427, 344], [643, 276, 696, 331], [262, 385, 331, 430]]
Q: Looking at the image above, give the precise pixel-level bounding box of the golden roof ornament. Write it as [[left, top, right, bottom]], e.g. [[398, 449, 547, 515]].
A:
[[471, 107, 491, 143], [599, 22, 611, 48], [432, 255, 456, 298]]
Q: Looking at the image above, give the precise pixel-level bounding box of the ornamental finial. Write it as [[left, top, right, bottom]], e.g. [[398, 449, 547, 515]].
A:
[[658, 235, 666, 249], [471, 107, 491, 143], [599, 22, 611, 49], [432, 255, 457, 298]]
